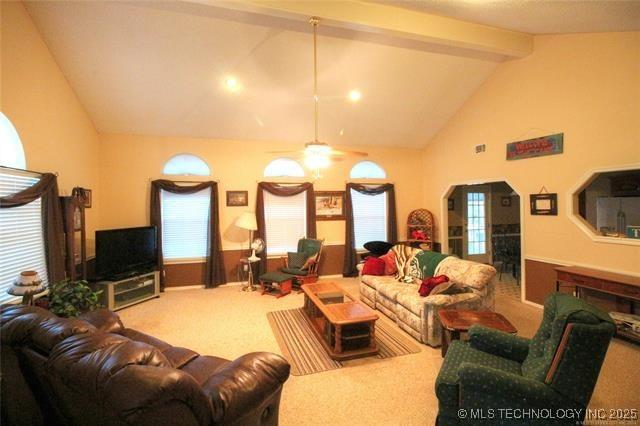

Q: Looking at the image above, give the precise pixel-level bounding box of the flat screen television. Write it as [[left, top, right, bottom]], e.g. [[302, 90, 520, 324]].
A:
[[95, 226, 157, 280]]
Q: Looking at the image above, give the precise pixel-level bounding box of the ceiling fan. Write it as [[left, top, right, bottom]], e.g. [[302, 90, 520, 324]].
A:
[[266, 17, 367, 171]]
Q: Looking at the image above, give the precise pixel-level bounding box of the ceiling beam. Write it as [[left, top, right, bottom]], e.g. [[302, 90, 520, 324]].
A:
[[195, 0, 533, 59]]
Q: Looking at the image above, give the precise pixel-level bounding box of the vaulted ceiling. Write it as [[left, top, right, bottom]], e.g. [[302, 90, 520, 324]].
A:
[[23, 1, 639, 149]]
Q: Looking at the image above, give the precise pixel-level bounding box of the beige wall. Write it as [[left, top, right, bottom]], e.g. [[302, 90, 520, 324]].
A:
[[1, 1, 101, 242], [98, 133, 424, 251], [422, 32, 640, 283]]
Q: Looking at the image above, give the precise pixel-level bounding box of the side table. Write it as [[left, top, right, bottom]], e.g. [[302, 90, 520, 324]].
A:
[[240, 257, 259, 292], [438, 310, 517, 357]]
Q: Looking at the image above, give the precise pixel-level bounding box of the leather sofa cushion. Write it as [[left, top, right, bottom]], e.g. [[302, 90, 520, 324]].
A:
[[181, 355, 230, 385], [79, 309, 124, 334], [121, 328, 172, 351], [31, 317, 96, 354], [47, 332, 171, 392]]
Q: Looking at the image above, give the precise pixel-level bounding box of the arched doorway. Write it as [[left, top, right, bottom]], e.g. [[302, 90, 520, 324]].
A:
[[442, 180, 523, 301]]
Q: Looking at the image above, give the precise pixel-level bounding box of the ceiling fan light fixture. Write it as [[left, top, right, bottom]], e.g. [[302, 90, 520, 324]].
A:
[[304, 153, 330, 170]]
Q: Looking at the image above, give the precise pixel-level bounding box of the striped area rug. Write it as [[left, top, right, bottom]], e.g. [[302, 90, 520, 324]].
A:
[[267, 308, 420, 376]]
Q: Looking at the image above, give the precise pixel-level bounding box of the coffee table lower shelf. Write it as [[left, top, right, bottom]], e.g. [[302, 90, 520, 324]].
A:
[[302, 282, 379, 360]]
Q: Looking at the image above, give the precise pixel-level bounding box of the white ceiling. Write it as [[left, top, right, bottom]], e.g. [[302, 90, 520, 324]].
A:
[[24, 1, 499, 148], [376, 0, 640, 34]]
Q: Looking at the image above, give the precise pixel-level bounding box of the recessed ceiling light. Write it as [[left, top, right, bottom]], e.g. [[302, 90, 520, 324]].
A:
[[225, 77, 240, 91], [348, 90, 362, 102]]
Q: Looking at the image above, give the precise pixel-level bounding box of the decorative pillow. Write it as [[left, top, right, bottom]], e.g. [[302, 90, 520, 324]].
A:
[[363, 241, 394, 256], [287, 252, 307, 269], [378, 251, 398, 275], [301, 253, 318, 271], [418, 275, 449, 297], [362, 257, 385, 276]]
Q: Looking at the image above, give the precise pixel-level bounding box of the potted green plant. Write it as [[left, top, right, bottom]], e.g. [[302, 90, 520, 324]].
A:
[[48, 280, 103, 317]]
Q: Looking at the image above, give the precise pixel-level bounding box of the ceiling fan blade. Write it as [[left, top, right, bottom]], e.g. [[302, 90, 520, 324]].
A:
[[265, 150, 305, 154], [330, 150, 368, 157]]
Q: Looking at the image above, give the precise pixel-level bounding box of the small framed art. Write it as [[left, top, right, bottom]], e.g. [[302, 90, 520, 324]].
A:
[[226, 191, 248, 207], [315, 191, 345, 220], [530, 193, 557, 215]]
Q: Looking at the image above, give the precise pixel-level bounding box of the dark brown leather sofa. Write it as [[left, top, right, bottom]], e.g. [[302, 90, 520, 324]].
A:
[[1, 304, 290, 425]]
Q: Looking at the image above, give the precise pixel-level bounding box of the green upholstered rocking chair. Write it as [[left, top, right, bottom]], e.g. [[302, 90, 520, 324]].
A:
[[280, 238, 324, 287], [435, 292, 616, 425]]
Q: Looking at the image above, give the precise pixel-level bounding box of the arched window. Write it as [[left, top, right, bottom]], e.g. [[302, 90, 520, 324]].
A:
[[350, 161, 386, 179], [0, 113, 26, 169], [163, 154, 210, 176], [264, 158, 305, 177]]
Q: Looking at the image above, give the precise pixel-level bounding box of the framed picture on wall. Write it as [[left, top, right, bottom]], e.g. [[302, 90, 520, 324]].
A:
[[315, 191, 345, 220], [226, 191, 248, 207], [530, 193, 557, 215], [501, 196, 511, 207]]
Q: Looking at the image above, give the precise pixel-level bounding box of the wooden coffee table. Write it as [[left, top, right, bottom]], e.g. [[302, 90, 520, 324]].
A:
[[301, 282, 379, 360], [438, 309, 517, 357]]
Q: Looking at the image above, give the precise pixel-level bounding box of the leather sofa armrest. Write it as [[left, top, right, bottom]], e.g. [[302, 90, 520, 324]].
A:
[[468, 325, 530, 362], [458, 363, 564, 410], [202, 352, 290, 424]]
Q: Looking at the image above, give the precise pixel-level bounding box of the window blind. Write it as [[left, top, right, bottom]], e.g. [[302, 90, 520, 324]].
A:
[[264, 190, 306, 255], [160, 188, 211, 260], [0, 170, 48, 303], [351, 189, 387, 250]]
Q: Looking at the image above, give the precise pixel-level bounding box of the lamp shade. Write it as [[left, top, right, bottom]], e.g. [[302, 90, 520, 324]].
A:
[[236, 212, 257, 231]]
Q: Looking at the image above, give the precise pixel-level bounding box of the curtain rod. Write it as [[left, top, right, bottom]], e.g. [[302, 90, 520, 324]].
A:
[[0, 165, 58, 176], [346, 180, 394, 184], [256, 181, 311, 185], [149, 178, 219, 183]]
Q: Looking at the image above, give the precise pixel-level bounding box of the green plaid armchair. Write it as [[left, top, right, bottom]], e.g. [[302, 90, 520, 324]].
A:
[[435, 293, 616, 425]]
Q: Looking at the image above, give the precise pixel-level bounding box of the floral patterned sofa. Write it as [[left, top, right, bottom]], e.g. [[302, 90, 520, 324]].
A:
[[359, 246, 496, 347]]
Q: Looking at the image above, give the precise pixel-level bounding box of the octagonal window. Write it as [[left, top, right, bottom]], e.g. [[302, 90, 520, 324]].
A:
[[574, 168, 640, 241]]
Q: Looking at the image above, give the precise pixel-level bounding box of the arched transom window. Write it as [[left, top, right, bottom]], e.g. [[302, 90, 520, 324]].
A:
[[163, 154, 210, 176], [0, 112, 26, 169], [350, 161, 386, 179], [264, 158, 305, 177]]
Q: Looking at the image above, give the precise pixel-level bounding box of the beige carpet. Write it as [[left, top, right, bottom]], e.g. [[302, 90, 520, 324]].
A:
[[118, 277, 640, 426], [267, 307, 420, 375]]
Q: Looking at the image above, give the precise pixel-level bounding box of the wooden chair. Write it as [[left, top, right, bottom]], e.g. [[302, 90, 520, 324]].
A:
[[280, 238, 324, 289]]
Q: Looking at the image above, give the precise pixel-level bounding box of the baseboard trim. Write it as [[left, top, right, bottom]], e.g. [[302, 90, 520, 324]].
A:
[[164, 285, 205, 291]]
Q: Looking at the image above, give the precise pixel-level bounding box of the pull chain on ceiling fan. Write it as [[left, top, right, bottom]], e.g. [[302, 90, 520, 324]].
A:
[[266, 17, 367, 177]]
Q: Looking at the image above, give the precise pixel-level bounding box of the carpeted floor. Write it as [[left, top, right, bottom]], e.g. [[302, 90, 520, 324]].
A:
[[118, 277, 640, 425]]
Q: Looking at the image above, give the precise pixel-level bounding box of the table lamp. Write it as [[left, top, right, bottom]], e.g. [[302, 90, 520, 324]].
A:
[[236, 212, 258, 260]]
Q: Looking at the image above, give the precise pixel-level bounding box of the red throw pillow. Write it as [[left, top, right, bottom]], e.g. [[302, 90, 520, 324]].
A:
[[362, 256, 385, 276], [418, 275, 450, 297], [379, 251, 398, 275]]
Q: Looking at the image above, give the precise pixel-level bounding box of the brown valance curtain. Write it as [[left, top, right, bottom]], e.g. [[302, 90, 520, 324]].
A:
[[0, 173, 66, 283], [255, 182, 316, 273], [343, 183, 397, 277], [150, 179, 225, 290]]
